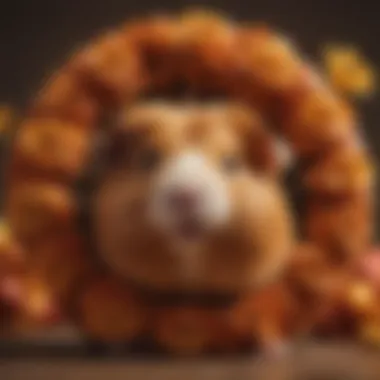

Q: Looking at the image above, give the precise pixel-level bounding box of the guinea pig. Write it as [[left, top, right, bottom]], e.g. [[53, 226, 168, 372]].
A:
[[92, 101, 295, 295]]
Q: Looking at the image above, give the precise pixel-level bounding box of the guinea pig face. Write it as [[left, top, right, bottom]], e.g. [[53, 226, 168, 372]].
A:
[[101, 103, 258, 242], [148, 116, 252, 246], [94, 102, 295, 292]]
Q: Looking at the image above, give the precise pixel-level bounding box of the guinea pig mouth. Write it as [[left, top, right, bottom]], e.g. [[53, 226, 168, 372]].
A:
[[173, 217, 207, 241]]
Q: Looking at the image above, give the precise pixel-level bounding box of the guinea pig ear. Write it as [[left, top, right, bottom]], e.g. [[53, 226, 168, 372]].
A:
[[246, 132, 295, 177], [225, 104, 294, 176], [100, 104, 155, 169], [271, 136, 295, 175], [102, 127, 131, 167], [100, 123, 142, 170]]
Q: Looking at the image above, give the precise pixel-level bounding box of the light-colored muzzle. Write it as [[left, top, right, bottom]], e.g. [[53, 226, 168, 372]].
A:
[[149, 151, 231, 242]]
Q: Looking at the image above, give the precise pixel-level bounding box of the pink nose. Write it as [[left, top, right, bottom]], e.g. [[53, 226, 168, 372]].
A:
[[166, 187, 201, 214]]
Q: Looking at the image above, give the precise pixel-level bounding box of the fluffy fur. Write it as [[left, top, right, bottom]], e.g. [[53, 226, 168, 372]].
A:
[[93, 102, 295, 294]]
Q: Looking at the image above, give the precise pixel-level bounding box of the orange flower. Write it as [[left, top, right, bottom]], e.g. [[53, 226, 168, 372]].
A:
[[323, 45, 376, 97], [0, 105, 14, 135]]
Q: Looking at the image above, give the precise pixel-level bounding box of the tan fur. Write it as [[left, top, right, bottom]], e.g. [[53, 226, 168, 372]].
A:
[[94, 102, 295, 294]]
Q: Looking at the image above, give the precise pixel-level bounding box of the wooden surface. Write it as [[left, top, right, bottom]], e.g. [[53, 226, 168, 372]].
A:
[[1, 342, 380, 380]]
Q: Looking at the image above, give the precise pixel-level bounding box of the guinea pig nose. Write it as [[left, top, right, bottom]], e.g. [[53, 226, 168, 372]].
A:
[[165, 187, 200, 213]]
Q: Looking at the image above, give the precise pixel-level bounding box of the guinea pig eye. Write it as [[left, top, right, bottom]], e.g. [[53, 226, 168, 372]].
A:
[[221, 155, 242, 174], [135, 148, 161, 171]]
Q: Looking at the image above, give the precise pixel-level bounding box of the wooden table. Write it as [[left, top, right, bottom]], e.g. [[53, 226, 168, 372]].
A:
[[1, 342, 380, 380]]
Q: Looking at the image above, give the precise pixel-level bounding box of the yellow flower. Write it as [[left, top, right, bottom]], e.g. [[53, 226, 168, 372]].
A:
[[347, 281, 375, 313], [0, 105, 14, 134], [359, 319, 380, 347], [0, 219, 12, 251], [322, 44, 376, 97]]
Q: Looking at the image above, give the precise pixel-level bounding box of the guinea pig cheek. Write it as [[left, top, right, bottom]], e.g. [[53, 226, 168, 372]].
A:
[[147, 152, 231, 241]]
